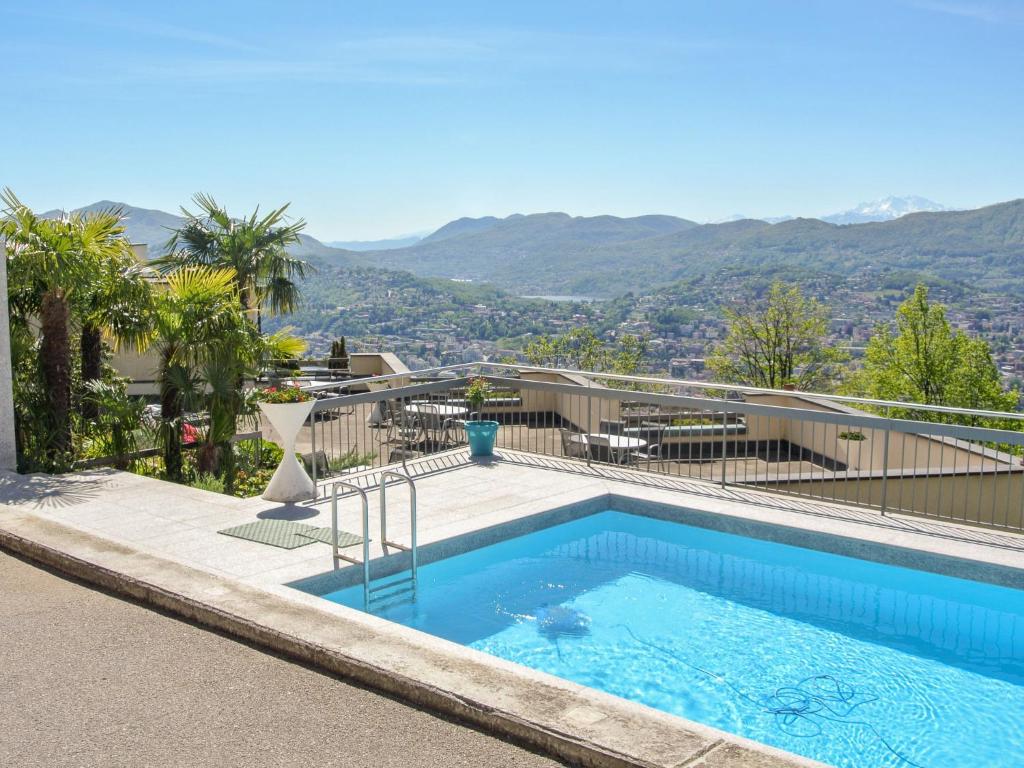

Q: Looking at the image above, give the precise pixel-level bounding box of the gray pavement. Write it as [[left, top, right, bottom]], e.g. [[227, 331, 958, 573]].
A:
[[0, 551, 563, 768]]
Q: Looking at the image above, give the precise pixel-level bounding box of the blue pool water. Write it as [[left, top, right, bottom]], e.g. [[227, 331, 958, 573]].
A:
[[317, 511, 1024, 768]]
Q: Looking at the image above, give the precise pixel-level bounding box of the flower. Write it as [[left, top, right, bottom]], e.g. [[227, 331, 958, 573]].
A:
[[256, 386, 312, 404]]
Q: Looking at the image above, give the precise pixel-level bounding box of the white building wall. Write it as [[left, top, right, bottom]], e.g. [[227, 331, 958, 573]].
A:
[[0, 245, 16, 470]]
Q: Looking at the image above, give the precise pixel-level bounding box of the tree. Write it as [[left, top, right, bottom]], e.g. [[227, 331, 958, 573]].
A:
[[707, 281, 846, 391], [76, 250, 152, 420], [1, 190, 135, 465], [524, 327, 648, 374], [148, 267, 245, 481], [147, 266, 305, 487], [163, 194, 309, 330], [196, 324, 304, 493], [849, 284, 1017, 421]]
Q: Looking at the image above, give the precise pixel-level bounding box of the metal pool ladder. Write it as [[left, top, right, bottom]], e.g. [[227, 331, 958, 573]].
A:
[[331, 470, 418, 608]]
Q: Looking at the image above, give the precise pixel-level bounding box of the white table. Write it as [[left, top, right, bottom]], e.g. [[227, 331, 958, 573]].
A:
[[404, 404, 470, 419], [568, 433, 647, 464]]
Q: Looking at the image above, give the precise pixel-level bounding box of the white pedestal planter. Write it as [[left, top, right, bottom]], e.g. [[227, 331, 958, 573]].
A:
[[259, 400, 315, 502]]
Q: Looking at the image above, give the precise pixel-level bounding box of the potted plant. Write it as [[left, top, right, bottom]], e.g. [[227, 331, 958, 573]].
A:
[[463, 377, 500, 457], [256, 386, 316, 502], [836, 429, 869, 468]]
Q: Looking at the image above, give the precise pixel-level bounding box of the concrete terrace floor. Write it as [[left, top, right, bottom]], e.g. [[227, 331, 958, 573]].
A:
[[0, 550, 562, 768]]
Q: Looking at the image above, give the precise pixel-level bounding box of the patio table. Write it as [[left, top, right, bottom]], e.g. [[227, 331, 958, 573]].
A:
[[404, 404, 470, 419], [581, 433, 647, 465]]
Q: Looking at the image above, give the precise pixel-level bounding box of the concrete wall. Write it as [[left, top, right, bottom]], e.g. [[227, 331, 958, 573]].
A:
[[350, 352, 410, 385], [0, 245, 15, 470], [745, 393, 996, 472], [760, 470, 1024, 529], [517, 370, 614, 432], [111, 350, 419, 398], [111, 347, 161, 396]]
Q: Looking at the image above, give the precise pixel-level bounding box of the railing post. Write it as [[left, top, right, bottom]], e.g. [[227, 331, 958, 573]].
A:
[[880, 410, 891, 516], [309, 409, 317, 498], [720, 406, 728, 489], [586, 377, 593, 467], [400, 398, 408, 472]]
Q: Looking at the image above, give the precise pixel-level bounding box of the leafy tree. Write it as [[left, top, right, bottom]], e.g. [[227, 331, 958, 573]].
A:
[[163, 193, 309, 330], [848, 284, 1017, 421], [707, 281, 846, 391], [524, 327, 648, 374]]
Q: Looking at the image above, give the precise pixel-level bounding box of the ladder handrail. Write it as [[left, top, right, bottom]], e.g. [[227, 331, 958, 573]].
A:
[[331, 480, 371, 607], [380, 470, 418, 590]]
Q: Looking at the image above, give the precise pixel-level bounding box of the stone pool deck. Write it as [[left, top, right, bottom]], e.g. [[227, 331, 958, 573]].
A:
[[2, 449, 1023, 767]]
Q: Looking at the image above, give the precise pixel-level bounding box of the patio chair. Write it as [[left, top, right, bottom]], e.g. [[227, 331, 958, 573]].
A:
[[559, 428, 589, 460], [585, 434, 624, 465], [417, 404, 456, 451], [629, 424, 666, 472], [381, 400, 422, 447]]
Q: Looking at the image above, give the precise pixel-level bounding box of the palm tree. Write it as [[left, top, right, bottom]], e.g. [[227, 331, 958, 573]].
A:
[[197, 326, 304, 492], [149, 266, 244, 481], [77, 249, 153, 420], [147, 266, 305, 487], [163, 194, 309, 331], [1, 190, 134, 464]]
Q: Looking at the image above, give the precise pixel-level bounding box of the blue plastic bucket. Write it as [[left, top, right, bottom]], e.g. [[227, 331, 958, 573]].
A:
[[464, 420, 500, 457]]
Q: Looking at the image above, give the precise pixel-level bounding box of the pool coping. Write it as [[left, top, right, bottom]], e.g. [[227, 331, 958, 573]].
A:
[[0, 491, 825, 767]]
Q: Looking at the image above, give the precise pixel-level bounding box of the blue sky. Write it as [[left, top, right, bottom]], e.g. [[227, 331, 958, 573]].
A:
[[2, 0, 1022, 240]]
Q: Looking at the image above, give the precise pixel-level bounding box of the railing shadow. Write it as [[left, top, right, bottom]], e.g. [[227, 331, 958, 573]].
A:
[[309, 449, 477, 502]]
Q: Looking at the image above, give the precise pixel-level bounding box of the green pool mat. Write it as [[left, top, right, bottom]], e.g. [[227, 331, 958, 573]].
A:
[[218, 519, 363, 550], [295, 528, 364, 548]]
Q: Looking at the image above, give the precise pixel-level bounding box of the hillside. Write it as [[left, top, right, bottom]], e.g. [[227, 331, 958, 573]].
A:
[[355, 200, 1024, 296], [360, 212, 698, 281]]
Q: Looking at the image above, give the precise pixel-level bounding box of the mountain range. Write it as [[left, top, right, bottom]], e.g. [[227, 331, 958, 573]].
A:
[[45, 196, 1024, 298], [351, 200, 1024, 296]]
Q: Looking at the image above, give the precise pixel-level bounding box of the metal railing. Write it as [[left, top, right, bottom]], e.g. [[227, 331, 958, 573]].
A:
[[292, 364, 1024, 533], [331, 480, 371, 606]]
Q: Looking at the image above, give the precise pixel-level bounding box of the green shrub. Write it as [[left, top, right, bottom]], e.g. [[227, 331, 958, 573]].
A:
[[191, 473, 225, 494], [329, 448, 376, 473]]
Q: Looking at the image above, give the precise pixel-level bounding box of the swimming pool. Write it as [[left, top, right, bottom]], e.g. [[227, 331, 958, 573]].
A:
[[316, 510, 1024, 768]]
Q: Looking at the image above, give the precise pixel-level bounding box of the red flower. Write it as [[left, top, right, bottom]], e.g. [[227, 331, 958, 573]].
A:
[[181, 423, 200, 444]]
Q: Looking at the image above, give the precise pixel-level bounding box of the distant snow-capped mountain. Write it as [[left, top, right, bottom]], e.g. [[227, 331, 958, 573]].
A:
[[822, 196, 952, 225]]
